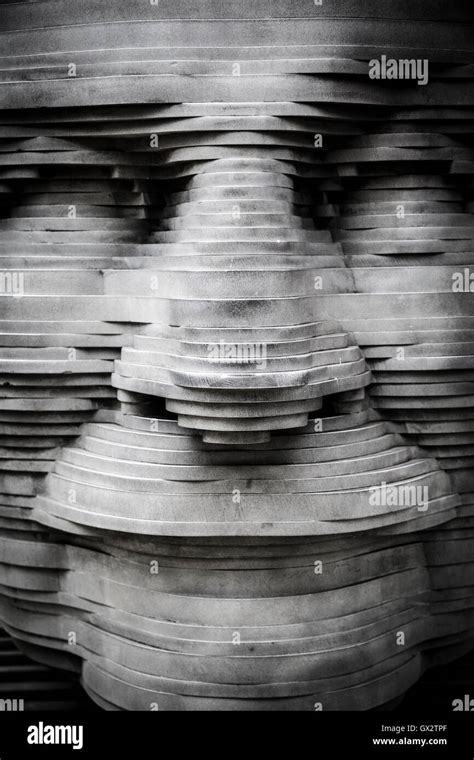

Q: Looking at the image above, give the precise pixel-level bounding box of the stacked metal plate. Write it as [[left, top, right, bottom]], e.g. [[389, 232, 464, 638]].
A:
[[0, 0, 473, 710], [0, 626, 95, 711]]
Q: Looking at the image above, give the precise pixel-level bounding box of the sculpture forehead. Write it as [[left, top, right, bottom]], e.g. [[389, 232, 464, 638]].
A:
[[0, 0, 473, 112]]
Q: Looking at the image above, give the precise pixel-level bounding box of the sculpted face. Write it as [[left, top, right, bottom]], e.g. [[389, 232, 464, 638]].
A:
[[1, 1, 474, 710]]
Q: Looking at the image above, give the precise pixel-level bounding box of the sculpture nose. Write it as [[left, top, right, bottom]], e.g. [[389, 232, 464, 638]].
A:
[[111, 154, 370, 444]]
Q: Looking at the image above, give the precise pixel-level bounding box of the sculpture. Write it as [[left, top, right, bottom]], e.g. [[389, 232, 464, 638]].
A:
[[0, 0, 473, 710]]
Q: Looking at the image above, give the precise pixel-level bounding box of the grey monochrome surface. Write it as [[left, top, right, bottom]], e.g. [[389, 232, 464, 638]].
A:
[[0, 0, 473, 711]]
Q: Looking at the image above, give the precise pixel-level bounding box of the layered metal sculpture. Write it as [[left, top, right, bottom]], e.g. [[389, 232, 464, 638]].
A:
[[0, 0, 473, 710]]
